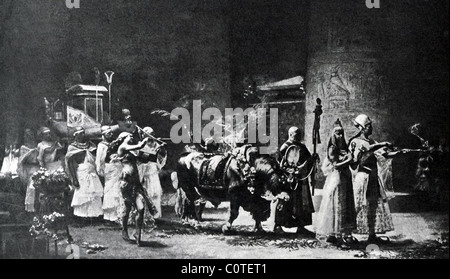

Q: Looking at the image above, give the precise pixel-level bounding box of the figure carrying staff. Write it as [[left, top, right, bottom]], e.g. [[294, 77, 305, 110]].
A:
[[137, 126, 165, 221], [273, 126, 316, 237]]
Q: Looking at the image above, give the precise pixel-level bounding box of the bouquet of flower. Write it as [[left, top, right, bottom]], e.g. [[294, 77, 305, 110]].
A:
[[29, 212, 66, 240], [31, 168, 71, 195]]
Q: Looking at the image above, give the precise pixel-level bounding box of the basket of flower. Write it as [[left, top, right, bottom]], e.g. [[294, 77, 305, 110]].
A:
[[31, 168, 71, 196]]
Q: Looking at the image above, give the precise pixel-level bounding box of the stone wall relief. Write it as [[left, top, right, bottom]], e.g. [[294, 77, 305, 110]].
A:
[[307, 62, 392, 113], [318, 11, 386, 53], [191, 76, 230, 108]]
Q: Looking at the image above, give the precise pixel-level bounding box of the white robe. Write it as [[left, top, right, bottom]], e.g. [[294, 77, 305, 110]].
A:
[[67, 145, 103, 218], [138, 161, 162, 219], [102, 162, 123, 221]]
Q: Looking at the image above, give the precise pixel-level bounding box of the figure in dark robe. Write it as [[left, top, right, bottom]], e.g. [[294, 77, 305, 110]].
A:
[[273, 126, 315, 237]]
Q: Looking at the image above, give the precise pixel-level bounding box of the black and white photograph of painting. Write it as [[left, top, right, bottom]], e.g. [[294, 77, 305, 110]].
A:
[[0, 0, 448, 263]]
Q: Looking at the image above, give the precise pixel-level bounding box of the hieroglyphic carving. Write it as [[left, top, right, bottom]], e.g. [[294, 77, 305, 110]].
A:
[[194, 82, 208, 91], [307, 61, 392, 112], [310, 1, 389, 54], [305, 0, 446, 186], [193, 77, 226, 93], [191, 75, 231, 108]]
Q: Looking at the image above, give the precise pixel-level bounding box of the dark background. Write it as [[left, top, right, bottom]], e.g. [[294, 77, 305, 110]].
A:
[[1, 0, 448, 188]]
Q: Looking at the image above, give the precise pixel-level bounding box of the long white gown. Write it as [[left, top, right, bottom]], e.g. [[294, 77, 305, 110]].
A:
[[66, 143, 103, 218], [138, 161, 162, 219], [96, 142, 123, 222], [19, 142, 63, 212]]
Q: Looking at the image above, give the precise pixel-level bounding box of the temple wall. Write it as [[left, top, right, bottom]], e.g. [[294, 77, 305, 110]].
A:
[[304, 0, 449, 188]]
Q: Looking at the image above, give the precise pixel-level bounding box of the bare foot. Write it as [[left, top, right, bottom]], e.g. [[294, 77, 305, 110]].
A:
[[133, 231, 142, 247], [122, 230, 130, 241]]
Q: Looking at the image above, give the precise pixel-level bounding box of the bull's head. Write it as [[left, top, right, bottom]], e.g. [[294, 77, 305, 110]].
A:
[[251, 154, 282, 200]]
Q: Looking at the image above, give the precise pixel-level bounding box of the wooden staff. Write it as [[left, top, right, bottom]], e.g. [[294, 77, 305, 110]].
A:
[[135, 125, 167, 146], [105, 71, 114, 123], [94, 67, 100, 122], [311, 98, 322, 196]]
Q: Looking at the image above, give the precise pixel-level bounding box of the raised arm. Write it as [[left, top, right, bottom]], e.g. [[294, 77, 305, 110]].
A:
[[367, 141, 392, 152], [118, 137, 149, 155]]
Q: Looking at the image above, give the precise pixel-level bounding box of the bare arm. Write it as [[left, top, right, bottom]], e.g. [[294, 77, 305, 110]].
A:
[[95, 144, 107, 177], [55, 141, 64, 150], [65, 145, 82, 188], [333, 153, 353, 168], [328, 145, 353, 168], [37, 144, 46, 168], [354, 141, 393, 163], [364, 142, 390, 152], [118, 138, 149, 155], [380, 148, 406, 158]]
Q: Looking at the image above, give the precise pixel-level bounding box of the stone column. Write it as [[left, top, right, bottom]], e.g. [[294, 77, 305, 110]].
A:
[[305, 0, 448, 187]]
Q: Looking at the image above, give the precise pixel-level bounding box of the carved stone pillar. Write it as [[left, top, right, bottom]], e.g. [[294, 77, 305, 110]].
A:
[[307, 1, 421, 153], [305, 1, 448, 189], [307, 1, 397, 152]]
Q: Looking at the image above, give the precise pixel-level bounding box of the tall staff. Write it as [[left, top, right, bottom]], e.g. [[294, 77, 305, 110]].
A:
[[94, 67, 100, 122], [311, 98, 322, 196], [105, 71, 114, 123], [136, 125, 167, 146]]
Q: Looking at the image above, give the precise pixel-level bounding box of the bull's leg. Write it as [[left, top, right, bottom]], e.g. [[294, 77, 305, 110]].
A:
[[253, 220, 264, 233], [195, 200, 206, 222], [222, 198, 239, 234], [250, 197, 270, 234], [252, 205, 266, 234], [181, 199, 194, 225], [175, 188, 182, 217]]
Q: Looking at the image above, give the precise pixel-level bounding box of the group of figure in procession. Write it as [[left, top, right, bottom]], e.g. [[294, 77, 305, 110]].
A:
[[266, 114, 404, 246], [175, 112, 412, 246], [1, 110, 164, 246], [1, 108, 447, 248], [314, 115, 404, 245]]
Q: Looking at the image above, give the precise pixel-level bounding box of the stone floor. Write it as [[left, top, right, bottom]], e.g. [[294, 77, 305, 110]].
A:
[[1, 189, 448, 259]]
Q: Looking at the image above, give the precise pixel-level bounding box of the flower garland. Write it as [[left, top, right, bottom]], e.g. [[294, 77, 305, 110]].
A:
[[29, 212, 66, 240], [31, 168, 71, 195]]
